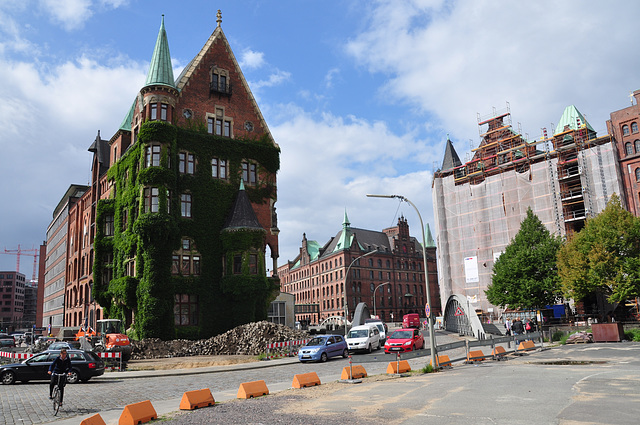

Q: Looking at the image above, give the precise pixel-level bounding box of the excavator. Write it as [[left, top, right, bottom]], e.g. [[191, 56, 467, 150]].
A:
[[76, 319, 132, 362]]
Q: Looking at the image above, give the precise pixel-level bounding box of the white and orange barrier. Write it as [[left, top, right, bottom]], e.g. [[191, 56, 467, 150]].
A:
[[265, 339, 309, 359]]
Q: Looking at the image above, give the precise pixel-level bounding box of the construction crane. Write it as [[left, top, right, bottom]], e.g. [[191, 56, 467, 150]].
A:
[[2, 244, 39, 281]]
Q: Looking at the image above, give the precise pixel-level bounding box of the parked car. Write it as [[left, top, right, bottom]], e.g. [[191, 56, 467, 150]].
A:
[[346, 324, 381, 353], [384, 328, 424, 354], [0, 349, 105, 385], [0, 334, 15, 349], [298, 335, 349, 362], [402, 313, 421, 329], [48, 341, 81, 351], [10, 333, 25, 344]]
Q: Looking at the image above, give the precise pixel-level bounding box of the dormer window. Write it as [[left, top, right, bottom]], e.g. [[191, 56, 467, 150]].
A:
[[210, 67, 232, 96], [150, 103, 169, 121]]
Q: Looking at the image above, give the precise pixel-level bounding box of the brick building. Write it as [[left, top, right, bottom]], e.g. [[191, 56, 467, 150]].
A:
[[277, 212, 440, 326], [0, 272, 26, 330], [607, 90, 640, 217], [43, 12, 280, 339]]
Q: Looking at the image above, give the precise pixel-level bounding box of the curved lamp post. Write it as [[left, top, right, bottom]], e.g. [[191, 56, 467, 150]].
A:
[[344, 250, 376, 337], [372, 281, 391, 318], [367, 193, 437, 368]]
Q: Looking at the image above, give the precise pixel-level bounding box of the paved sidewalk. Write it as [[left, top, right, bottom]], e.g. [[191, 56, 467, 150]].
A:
[[42, 342, 640, 425]]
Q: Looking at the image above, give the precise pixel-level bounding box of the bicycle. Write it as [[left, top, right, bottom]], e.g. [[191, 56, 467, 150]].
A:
[[51, 372, 67, 415]]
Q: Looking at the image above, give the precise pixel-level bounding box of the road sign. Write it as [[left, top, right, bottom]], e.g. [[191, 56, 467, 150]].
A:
[[455, 306, 465, 316], [425, 303, 431, 317]]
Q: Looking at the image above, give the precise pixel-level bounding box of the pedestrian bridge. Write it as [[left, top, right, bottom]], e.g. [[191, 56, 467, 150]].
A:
[[442, 294, 487, 339]]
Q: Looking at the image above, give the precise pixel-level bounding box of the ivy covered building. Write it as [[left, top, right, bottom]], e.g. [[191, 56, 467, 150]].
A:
[[44, 12, 280, 339]]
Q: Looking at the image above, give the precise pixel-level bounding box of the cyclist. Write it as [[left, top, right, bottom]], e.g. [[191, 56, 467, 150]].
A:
[[48, 348, 71, 406]]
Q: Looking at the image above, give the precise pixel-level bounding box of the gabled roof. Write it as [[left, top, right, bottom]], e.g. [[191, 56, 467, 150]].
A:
[[554, 105, 595, 135], [88, 130, 110, 177], [144, 16, 175, 89], [173, 15, 277, 148], [222, 180, 264, 232], [441, 135, 462, 171]]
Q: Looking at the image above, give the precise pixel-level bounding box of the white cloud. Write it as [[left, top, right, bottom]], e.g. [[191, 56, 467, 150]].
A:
[[239, 49, 265, 69], [324, 68, 340, 89], [41, 0, 93, 31], [251, 69, 292, 90]]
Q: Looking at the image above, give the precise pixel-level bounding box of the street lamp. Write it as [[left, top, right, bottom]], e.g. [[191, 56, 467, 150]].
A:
[[372, 282, 391, 318], [344, 250, 376, 337], [367, 193, 438, 368]]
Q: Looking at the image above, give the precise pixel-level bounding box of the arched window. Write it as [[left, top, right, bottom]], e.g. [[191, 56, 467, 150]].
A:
[[632, 122, 638, 133], [626, 142, 634, 155], [623, 125, 630, 135], [636, 168, 640, 182], [635, 140, 640, 153]]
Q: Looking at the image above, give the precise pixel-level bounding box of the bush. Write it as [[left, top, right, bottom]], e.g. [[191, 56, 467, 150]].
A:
[[551, 330, 565, 342], [420, 363, 435, 373], [624, 328, 640, 342]]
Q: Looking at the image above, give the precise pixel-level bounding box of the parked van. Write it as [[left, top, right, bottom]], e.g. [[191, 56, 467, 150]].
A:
[[346, 324, 381, 353], [364, 318, 388, 342], [403, 313, 421, 329]]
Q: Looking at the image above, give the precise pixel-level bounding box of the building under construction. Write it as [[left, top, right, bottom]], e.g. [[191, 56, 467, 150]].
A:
[[432, 104, 625, 317]]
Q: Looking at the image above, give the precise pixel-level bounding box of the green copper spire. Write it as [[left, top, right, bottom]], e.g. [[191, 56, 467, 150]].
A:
[[425, 223, 435, 248], [334, 209, 353, 251], [554, 105, 595, 136], [144, 15, 175, 88]]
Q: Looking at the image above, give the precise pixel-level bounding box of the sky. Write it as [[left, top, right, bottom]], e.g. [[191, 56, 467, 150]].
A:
[[1, 0, 639, 277]]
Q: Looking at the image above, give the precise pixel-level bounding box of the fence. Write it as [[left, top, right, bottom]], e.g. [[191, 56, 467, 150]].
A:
[[265, 339, 309, 359], [0, 349, 124, 370]]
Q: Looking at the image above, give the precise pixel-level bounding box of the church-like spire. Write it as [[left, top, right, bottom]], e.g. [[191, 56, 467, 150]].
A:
[[144, 15, 175, 88], [222, 180, 264, 232], [441, 134, 462, 171], [425, 223, 435, 248], [334, 209, 353, 251]]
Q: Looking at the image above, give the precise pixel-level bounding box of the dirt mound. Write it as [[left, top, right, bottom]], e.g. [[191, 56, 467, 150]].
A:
[[130, 321, 309, 359]]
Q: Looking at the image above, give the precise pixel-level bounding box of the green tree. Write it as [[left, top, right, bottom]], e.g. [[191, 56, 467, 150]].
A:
[[485, 208, 563, 309], [557, 194, 640, 303]]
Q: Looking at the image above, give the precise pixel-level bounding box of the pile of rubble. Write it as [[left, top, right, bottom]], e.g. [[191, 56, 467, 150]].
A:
[[130, 321, 310, 359], [565, 331, 594, 344]]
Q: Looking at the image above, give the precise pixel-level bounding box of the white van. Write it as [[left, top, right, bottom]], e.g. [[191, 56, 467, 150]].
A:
[[346, 324, 381, 353]]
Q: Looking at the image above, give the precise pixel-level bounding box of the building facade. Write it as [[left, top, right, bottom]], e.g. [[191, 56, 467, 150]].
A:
[[432, 104, 625, 318], [607, 90, 640, 217], [0, 272, 26, 330], [44, 12, 280, 339], [277, 213, 440, 326]]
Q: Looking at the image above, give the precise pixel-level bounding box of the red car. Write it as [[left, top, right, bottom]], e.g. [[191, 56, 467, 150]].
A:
[[384, 328, 424, 354]]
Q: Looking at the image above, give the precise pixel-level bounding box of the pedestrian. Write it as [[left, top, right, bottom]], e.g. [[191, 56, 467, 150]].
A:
[[48, 348, 71, 406], [512, 318, 524, 335], [505, 318, 512, 336], [525, 318, 533, 333]]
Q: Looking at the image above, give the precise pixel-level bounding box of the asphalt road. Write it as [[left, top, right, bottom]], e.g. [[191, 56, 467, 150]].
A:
[[2, 335, 639, 425]]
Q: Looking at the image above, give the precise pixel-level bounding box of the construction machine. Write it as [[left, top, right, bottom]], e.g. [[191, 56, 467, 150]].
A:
[[76, 319, 131, 362]]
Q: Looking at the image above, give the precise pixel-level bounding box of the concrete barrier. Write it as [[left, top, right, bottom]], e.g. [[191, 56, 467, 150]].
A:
[[430, 355, 452, 368], [179, 388, 215, 410], [466, 350, 486, 362], [292, 372, 321, 388], [237, 380, 269, 399], [386, 360, 411, 374], [517, 340, 535, 352], [492, 346, 507, 359], [80, 413, 106, 425], [119, 400, 157, 425], [340, 365, 367, 380]]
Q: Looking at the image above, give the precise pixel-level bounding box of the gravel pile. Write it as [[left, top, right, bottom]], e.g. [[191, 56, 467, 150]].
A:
[[130, 321, 310, 359]]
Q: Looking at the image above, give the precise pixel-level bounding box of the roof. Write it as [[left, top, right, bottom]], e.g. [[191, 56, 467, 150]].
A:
[[333, 210, 353, 252], [554, 105, 595, 135], [441, 136, 462, 171], [87, 130, 110, 177], [222, 180, 264, 232], [119, 100, 135, 132], [425, 223, 435, 248], [144, 16, 175, 89]]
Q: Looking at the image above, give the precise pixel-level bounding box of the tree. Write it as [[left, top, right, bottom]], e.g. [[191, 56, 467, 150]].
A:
[[557, 194, 640, 303], [485, 208, 563, 309]]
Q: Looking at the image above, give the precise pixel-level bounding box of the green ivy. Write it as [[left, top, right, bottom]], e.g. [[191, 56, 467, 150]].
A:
[[93, 120, 280, 340]]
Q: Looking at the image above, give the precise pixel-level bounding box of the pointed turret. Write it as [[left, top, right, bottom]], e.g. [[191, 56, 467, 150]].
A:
[[425, 223, 435, 248], [334, 209, 353, 251], [554, 105, 596, 136], [222, 180, 264, 232], [144, 15, 175, 88], [441, 135, 462, 171]]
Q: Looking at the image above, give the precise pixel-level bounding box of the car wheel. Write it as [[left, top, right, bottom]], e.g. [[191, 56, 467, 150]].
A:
[[367, 344, 372, 354], [320, 352, 328, 362], [0, 371, 16, 385], [342, 348, 349, 358], [67, 369, 80, 384]]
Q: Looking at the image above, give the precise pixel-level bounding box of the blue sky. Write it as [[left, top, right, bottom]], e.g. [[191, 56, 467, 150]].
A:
[[1, 0, 640, 276]]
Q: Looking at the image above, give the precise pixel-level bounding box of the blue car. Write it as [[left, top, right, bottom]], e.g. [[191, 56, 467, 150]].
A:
[[298, 335, 349, 363]]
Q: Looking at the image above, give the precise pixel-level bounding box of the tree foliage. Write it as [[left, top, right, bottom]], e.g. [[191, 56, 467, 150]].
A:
[[557, 194, 640, 303], [485, 208, 563, 309]]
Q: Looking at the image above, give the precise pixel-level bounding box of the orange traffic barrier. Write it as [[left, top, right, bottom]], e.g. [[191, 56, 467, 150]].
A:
[[237, 380, 269, 399], [119, 400, 157, 425], [179, 388, 215, 410], [518, 340, 535, 351], [492, 346, 507, 358], [386, 360, 411, 374], [292, 372, 321, 388], [340, 365, 367, 380], [467, 350, 486, 362], [80, 413, 106, 425], [430, 355, 452, 368]]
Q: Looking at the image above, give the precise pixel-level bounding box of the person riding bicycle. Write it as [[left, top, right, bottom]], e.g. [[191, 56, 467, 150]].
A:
[[48, 348, 71, 405]]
